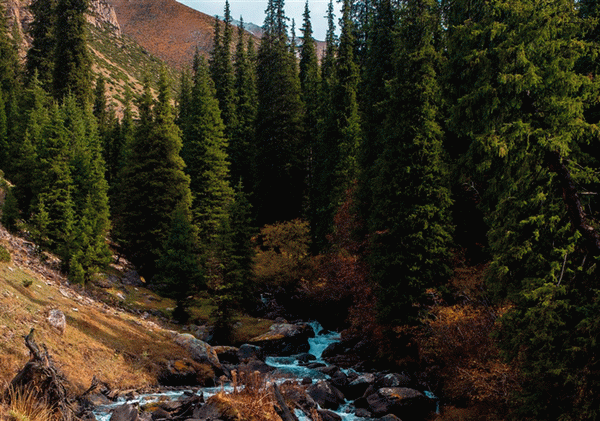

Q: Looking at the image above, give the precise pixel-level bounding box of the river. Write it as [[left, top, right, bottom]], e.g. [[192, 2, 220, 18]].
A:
[[94, 321, 360, 421]]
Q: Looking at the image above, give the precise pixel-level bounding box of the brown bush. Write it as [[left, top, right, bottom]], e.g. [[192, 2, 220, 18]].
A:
[[419, 301, 518, 409], [210, 369, 281, 421]]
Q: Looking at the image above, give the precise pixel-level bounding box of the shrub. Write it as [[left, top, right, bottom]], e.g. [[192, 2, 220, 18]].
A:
[[253, 219, 316, 288], [0, 245, 10, 263]]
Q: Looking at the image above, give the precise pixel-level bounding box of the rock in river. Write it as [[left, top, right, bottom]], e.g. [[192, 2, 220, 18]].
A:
[[248, 322, 315, 356]]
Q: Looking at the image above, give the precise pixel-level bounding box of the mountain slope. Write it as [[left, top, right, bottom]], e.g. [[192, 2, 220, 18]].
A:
[[105, 0, 253, 70]]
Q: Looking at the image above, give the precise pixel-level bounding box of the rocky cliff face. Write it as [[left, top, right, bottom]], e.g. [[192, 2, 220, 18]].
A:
[[88, 0, 122, 36]]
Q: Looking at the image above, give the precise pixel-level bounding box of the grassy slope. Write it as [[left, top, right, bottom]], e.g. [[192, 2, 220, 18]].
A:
[[0, 219, 271, 396], [88, 21, 180, 117]]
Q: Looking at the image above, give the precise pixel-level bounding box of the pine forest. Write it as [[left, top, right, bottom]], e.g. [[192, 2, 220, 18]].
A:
[[1, 0, 600, 419]]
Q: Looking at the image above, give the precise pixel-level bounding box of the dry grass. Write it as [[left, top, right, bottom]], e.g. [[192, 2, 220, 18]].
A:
[[208, 370, 282, 421], [1, 384, 57, 421], [0, 229, 194, 393]]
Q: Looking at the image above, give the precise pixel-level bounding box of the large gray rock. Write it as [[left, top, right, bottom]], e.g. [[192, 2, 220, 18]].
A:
[[237, 344, 265, 362], [47, 309, 66, 334], [306, 381, 346, 410], [380, 373, 411, 388], [173, 333, 221, 370], [248, 323, 315, 356], [367, 387, 433, 420], [110, 404, 139, 421], [345, 373, 376, 400]]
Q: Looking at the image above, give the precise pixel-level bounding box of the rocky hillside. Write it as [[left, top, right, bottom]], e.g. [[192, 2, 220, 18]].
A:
[[105, 0, 259, 70], [4, 0, 201, 115]]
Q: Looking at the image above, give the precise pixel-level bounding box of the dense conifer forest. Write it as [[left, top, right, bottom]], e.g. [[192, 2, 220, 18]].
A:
[[1, 0, 600, 418]]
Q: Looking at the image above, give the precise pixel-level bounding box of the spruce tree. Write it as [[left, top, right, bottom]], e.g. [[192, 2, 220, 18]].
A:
[[312, 0, 362, 250], [311, 0, 337, 249], [231, 18, 258, 191], [180, 54, 233, 249], [357, 0, 396, 230], [445, 0, 600, 417], [213, 180, 255, 342], [210, 2, 237, 135], [299, 1, 322, 249], [255, 0, 305, 225], [62, 94, 112, 281], [53, 0, 92, 104], [0, 90, 6, 171], [116, 71, 192, 279], [369, 0, 452, 325], [26, 0, 57, 91], [30, 102, 75, 257], [154, 204, 204, 323], [0, 1, 20, 96]]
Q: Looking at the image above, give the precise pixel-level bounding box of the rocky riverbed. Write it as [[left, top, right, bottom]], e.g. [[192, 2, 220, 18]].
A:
[[87, 322, 437, 421]]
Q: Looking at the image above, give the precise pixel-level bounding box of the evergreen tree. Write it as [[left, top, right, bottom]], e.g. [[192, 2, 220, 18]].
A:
[[53, 0, 92, 104], [30, 102, 75, 256], [312, 0, 362, 250], [368, 0, 452, 325], [213, 180, 255, 342], [299, 1, 322, 249], [0, 90, 6, 171], [116, 71, 192, 279], [231, 18, 258, 191], [210, 2, 238, 134], [357, 0, 397, 231], [0, 1, 21, 171], [445, 0, 600, 417], [9, 75, 48, 216], [26, 0, 57, 90], [181, 54, 233, 249], [0, 1, 20, 96], [154, 204, 204, 323], [255, 0, 306, 225], [62, 94, 112, 281]]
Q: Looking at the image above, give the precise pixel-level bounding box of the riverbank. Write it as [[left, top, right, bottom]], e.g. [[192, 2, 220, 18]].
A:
[[0, 223, 272, 395]]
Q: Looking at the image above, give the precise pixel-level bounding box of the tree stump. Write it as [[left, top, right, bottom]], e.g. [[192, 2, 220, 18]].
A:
[[7, 329, 79, 421]]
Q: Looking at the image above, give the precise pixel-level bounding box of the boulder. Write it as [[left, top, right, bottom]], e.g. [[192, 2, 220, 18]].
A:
[[157, 359, 214, 387], [213, 346, 240, 365], [306, 381, 346, 410], [110, 404, 139, 421], [173, 333, 221, 371], [122, 270, 144, 286], [295, 352, 316, 363], [193, 325, 214, 343], [248, 323, 315, 356], [47, 309, 66, 334], [354, 408, 372, 418], [367, 387, 433, 420], [192, 395, 238, 421], [238, 357, 276, 375], [237, 344, 265, 362], [380, 373, 411, 388], [329, 370, 349, 390], [317, 409, 342, 421], [345, 373, 376, 400], [281, 384, 318, 415]]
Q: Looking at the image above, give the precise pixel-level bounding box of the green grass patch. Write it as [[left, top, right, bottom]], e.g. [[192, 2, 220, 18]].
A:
[[232, 317, 272, 345], [0, 245, 10, 262]]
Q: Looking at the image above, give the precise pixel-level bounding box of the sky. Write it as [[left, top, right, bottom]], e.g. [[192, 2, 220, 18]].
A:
[[177, 0, 340, 41]]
